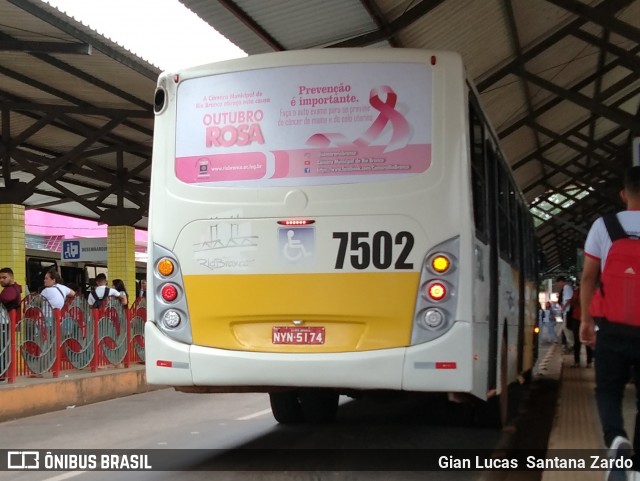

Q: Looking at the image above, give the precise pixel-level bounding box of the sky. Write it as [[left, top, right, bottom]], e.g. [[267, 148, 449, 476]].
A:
[[42, 0, 246, 71]]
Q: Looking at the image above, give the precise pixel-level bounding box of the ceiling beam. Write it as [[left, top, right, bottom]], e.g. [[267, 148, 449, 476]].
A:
[[0, 62, 153, 138], [359, 0, 401, 47], [327, 0, 447, 48], [503, 0, 549, 186], [515, 67, 640, 133], [7, 0, 159, 80], [477, 0, 632, 92], [216, 0, 285, 51], [543, 0, 640, 44], [499, 47, 640, 139], [5, 101, 151, 119], [0, 39, 91, 55], [13, 149, 147, 213], [572, 28, 640, 73], [25, 116, 125, 188]]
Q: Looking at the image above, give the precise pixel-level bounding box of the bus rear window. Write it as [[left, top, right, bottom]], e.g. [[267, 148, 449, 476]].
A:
[[174, 62, 433, 187]]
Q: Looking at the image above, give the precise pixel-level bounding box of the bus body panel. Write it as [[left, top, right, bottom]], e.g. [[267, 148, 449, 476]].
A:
[[401, 321, 473, 392], [471, 239, 492, 397], [146, 320, 475, 393], [184, 272, 419, 352], [522, 278, 538, 372], [145, 321, 193, 386], [499, 260, 521, 388], [173, 214, 428, 352]]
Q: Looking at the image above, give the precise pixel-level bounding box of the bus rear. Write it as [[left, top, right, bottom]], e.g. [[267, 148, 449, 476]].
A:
[[146, 50, 478, 419]]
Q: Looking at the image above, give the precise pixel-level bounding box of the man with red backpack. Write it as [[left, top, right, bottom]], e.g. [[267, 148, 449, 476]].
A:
[[580, 166, 640, 481]]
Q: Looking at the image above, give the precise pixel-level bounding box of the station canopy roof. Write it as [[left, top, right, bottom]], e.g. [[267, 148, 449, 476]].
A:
[[0, 0, 158, 229], [2, 0, 640, 276]]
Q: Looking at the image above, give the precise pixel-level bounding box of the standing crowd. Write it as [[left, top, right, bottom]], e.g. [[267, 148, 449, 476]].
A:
[[0, 266, 133, 384], [0, 266, 131, 313]]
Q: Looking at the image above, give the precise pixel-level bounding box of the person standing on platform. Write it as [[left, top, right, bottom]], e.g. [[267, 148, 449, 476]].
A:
[[557, 276, 574, 352], [580, 165, 640, 481], [139, 279, 147, 299], [88, 273, 123, 308], [569, 284, 593, 368], [540, 301, 555, 344], [40, 269, 74, 310], [111, 279, 129, 307], [0, 267, 22, 383]]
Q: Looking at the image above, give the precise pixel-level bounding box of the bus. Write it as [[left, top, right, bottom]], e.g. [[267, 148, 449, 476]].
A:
[[146, 49, 538, 425]]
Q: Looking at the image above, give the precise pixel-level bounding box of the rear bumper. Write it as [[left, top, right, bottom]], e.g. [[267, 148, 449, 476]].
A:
[[145, 321, 474, 393]]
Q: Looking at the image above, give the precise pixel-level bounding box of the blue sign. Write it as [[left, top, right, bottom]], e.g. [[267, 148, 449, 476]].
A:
[[62, 240, 81, 260]]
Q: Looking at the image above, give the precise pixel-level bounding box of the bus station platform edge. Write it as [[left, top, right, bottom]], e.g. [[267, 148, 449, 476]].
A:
[[0, 365, 163, 423]]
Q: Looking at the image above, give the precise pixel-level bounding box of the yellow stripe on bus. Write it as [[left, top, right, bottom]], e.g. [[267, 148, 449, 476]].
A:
[[184, 271, 420, 353]]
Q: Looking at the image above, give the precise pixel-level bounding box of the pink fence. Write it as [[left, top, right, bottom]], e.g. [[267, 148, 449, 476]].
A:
[[0, 294, 146, 384]]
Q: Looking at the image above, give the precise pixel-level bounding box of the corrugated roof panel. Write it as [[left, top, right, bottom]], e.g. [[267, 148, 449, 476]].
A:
[[179, 0, 274, 54], [8, 0, 160, 78], [481, 77, 528, 134], [614, 0, 640, 34], [234, 0, 376, 49], [605, 85, 640, 115], [4, 55, 148, 110], [537, 100, 590, 136], [55, 51, 156, 108], [12, 117, 87, 154], [514, 159, 544, 190], [512, 0, 576, 49], [0, 1, 156, 223], [396, 0, 514, 81], [62, 115, 152, 144], [1, 0, 77, 42], [0, 66, 72, 105], [599, 66, 637, 99], [500, 125, 536, 163], [525, 36, 599, 87]]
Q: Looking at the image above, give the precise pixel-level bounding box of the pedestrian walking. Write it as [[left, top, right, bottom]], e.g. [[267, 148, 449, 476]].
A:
[[580, 166, 640, 481]]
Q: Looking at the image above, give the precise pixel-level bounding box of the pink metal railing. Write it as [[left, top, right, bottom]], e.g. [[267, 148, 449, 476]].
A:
[[0, 294, 147, 384]]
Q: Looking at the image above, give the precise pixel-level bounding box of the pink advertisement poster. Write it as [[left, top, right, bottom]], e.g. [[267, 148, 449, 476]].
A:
[[175, 62, 432, 186]]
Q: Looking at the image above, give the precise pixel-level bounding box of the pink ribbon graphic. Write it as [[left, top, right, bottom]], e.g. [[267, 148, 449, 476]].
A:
[[306, 85, 410, 153]]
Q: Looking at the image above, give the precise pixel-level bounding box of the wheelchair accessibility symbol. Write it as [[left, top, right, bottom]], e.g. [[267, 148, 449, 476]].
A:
[[279, 227, 314, 263]]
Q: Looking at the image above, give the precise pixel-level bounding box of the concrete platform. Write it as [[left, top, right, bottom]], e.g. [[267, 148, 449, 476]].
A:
[[540, 343, 636, 481], [0, 365, 164, 423]]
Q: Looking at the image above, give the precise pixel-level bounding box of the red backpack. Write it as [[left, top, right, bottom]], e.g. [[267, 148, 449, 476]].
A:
[[594, 214, 640, 326]]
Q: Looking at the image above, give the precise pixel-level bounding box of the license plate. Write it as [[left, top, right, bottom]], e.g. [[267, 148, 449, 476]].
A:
[[272, 326, 325, 345]]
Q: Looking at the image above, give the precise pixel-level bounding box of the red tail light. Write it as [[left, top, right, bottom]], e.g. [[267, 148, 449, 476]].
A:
[[426, 282, 447, 301], [161, 284, 178, 302]]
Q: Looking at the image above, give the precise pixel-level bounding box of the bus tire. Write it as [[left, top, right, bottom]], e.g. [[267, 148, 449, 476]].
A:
[[269, 391, 304, 424], [299, 390, 339, 424]]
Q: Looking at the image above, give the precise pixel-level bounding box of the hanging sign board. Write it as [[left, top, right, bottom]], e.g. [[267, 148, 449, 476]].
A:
[[61, 238, 107, 262]]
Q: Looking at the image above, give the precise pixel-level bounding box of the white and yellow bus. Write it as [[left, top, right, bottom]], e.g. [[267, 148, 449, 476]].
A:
[[146, 49, 538, 425]]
